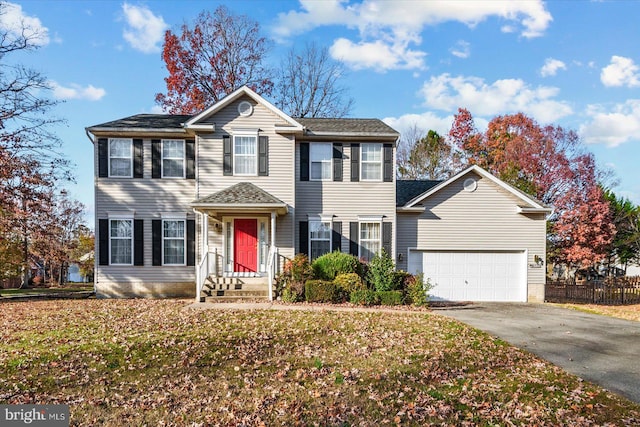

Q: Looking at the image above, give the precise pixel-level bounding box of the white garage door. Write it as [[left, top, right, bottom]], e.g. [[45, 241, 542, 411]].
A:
[[408, 250, 527, 302]]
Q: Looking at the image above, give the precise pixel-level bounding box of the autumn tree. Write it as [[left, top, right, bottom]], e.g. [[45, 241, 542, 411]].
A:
[[155, 6, 273, 114], [449, 109, 614, 268], [603, 189, 640, 274], [275, 42, 354, 118], [70, 225, 95, 280], [397, 126, 454, 180]]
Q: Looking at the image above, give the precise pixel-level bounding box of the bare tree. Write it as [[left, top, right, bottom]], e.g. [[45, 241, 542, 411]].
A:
[[275, 42, 354, 118], [397, 125, 454, 180]]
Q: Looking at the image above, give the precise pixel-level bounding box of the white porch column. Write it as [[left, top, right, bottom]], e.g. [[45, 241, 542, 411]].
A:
[[270, 211, 276, 249], [203, 213, 209, 254], [268, 211, 276, 301]]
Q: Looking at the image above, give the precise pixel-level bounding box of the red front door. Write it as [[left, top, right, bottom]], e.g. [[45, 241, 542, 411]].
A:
[[234, 219, 258, 272]]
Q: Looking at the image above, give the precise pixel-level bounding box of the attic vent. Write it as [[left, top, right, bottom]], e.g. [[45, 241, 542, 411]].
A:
[[463, 178, 477, 192], [238, 101, 253, 117]]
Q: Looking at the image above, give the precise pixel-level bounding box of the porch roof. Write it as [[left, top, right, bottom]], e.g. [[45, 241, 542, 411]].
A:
[[191, 182, 288, 215]]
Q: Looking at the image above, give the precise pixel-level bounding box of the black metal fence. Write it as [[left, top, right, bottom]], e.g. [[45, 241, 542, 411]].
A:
[[545, 276, 640, 305]]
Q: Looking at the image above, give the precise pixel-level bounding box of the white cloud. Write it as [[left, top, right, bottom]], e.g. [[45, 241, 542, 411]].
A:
[[50, 81, 106, 101], [0, 2, 49, 46], [418, 73, 572, 123], [330, 38, 426, 71], [580, 100, 640, 146], [601, 56, 640, 87], [121, 3, 167, 54], [383, 112, 455, 136], [450, 40, 470, 59], [540, 58, 566, 77], [273, 0, 551, 71]]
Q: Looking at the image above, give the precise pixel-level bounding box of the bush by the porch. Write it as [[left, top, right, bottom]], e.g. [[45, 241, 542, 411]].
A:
[[349, 289, 379, 306], [305, 280, 339, 303], [311, 251, 361, 281], [377, 290, 404, 306], [275, 254, 313, 302]]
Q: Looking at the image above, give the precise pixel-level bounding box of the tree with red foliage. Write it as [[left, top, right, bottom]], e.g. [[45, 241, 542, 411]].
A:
[[449, 109, 614, 268], [155, 6, 273, 114]]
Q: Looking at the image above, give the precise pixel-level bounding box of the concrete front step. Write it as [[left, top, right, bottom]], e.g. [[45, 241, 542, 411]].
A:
[[202, 295, 269, 303]]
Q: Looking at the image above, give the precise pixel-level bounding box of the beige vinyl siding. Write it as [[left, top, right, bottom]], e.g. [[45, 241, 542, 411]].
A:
[[196, 96, 295, 259], [396, 172, 546, 301], [95, 138, 197, 297], [295, 142, 396, 257]]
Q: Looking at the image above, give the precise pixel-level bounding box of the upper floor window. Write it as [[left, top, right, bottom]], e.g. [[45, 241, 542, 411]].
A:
[[162, 140, 185, 178], [110, 219, 133, 265], [359, 222, 381, 262], [234, 135, 257, 175], [109, 138, 133, 177], [361, 143, 382, 181], [310, 143, 332, 181], [163, 219, 186, 265], [309, 220, 332, 260]]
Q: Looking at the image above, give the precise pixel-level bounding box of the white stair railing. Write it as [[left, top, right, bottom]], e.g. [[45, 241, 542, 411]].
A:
[[266, 246, 278, 301]]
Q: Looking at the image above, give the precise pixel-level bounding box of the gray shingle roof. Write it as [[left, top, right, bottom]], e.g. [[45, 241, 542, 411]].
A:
[[88, 114, 192, 130], [397, 180, 441, 206], [193, 182, 286, 206], [295, 118, 399, 136]]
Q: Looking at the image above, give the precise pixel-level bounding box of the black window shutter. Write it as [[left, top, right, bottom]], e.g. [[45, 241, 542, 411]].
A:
[[258, 136, 269, 176], [382, 222, 392, 256], [349, 222, 359, 256], [333, 143, 343, 181], [99, 219, 109, 265], [98, 138, 108, 178], [350, 143, 360, 182], [300, 143, 309, 181], [187, 219, 196, 266], [332, 221, 342, 252], [299, 221, 308, 255], [383, 144, 393, 182], [186, 139, 195, 179], [223, 135, 233, 175], [152, 219, 162, 266], [134, 219, 144, 266], [151, 140, 161, 178], [133, 139, 143, 178]]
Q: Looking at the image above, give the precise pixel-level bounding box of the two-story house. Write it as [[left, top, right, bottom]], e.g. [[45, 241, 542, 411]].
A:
[[87, 86, 549, 303]]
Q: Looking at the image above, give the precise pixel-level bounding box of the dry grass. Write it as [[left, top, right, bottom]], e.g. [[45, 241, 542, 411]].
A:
[[1, 299, 639, 426], [555, 303, 640, 322]]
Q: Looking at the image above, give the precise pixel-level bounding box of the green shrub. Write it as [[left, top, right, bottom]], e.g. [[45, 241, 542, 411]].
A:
[[305, 280, 338, 303], [376, 290, 403, 306], [275, 253, 313, 301], [312, 251, 360, 281], [334, 273, 366, 293], [405, 273, 434, 306], [366, 249, 397, 292], [393, 270, 412, 291], [349, 289, 379, 306]]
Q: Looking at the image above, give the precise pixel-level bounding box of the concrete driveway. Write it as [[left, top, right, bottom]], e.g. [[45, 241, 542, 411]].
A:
[[435, 303, 640, 403]]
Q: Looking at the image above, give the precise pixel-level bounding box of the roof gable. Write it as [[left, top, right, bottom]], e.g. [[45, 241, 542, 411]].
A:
[[185, 86, 302, 131], [404, 165, 550, 213]]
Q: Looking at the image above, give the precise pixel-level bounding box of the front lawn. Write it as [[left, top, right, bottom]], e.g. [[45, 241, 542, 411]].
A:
[[1, 300, 639, 425], [0, 285, 93, 297], [555, 303, 640, 322]]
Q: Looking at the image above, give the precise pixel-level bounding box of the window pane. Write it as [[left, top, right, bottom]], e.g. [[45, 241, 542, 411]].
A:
[[361, 144, 381, 161], [111, 239, 132, 264], [235, 136, 256, 154], [110, 159, 131, 177], [310, 222, 331, 239], [164, 239, 185, 264], [235, 156, 254, 174], [110, 139, 131, 157], [163, 220, 185, 238], [163, 159, 184, 177], [361, 241, 379, 262], [163, 140, 183, 158], [361, 163, 381, 180], [311, 240, 331, 260], [311, 144, 332, 161], [110, 220, 132, 238]]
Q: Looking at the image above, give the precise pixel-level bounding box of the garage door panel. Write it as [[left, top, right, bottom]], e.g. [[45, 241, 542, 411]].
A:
[[410, 250, 526, 302]]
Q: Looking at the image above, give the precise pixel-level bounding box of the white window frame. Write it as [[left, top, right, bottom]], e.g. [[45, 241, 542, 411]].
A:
[[162, 219, 186, 266], [360, 143, 383, 182], [108, 138, 133, 178], [359, 221, 382, 262], [109, 218, 133, 265], [310, 143, 333, 181], [233, 132, 258, 176], [309, 220, 332, 260], [161, 139, 186, 178]]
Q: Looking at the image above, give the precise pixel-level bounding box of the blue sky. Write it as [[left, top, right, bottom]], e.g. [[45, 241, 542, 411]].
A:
[[4, 0, 640, 227]]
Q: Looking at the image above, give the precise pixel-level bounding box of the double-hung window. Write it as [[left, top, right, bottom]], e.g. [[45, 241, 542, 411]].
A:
[[163, 219, 186, 265], [234, 134, 257, 175], [309, 221, 332, 260], [109, 138, 133, 177], [110, 219, 133, 265], [361, 143, 382, 181], [359, 222, 381, 262], [310, 143, 332, 180], [162, 139, 185, 178]]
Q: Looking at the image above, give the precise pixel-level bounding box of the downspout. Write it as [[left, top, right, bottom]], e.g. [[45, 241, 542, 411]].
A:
[[85, 129, 98, 296]]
